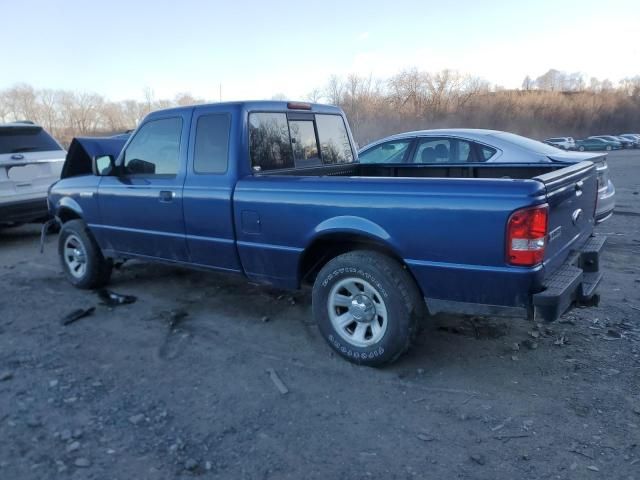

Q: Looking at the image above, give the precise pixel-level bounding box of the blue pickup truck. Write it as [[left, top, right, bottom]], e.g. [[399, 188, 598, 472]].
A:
[[47, 101, 604, 366]]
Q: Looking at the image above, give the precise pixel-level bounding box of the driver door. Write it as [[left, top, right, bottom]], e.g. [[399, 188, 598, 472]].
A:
[[95, 113, 189, 260]]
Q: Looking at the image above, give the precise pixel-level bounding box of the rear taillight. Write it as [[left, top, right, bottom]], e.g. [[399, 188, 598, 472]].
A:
[[506, 204, 548, 266]]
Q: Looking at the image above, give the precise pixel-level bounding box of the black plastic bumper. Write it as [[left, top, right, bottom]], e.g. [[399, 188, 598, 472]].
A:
[[533, 235, 606, 322], [0, 198, 49, 225]]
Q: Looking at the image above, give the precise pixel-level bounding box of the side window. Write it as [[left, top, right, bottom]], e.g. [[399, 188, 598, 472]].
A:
[[478, 144, 497, 161], [289, 120, 320, 167], [315, 114, 354, 164], [194, 114, 230, 174], [123, 117, 182, 175], [358, 140, 412, 164], [413, 138, 451, 163], [456, 140, 474, 162], [249, 113, 293, 171]]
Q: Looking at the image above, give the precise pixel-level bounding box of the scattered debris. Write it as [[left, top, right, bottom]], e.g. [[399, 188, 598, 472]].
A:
[[166, 309, 189, 329], [184, 458, 198, 471], [416, 433, 434, 442], [49, 379, 59, 388], [491, 417, 511, 432], [528, 330, 540, 339], [266, 368, 289, 395], [511, 342, 520, 352], [521, 339, 538, 350], [606, 329, 622, 339], [261, 316, 270, 323], [554, 336, 568, 346], [0, 370, 13, 382], [60, 307, 95, 326], [97, 289, 137, 307], [493, 434, 530, 442], [470, 454, 486, 465], [586, 465, 600, 472]]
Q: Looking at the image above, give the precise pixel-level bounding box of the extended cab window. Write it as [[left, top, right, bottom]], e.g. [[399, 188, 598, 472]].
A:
[[249, 113, 294, 171], [289, 120, 320, 167], [194, 114, 230, 174], [123, 117, 182, 175], [315, 114, 354, 164]]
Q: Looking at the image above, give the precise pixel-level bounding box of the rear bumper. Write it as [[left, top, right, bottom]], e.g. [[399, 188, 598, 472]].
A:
[[533, 235, 605, 322], [0, 197, 49, 224]]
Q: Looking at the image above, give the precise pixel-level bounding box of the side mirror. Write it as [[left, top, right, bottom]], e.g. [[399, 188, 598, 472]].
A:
[[94, 155, 115, 176]]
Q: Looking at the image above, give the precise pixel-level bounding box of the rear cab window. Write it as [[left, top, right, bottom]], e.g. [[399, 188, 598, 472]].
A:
[[249, 112, 353, 172], [0, 126, 62, 154]]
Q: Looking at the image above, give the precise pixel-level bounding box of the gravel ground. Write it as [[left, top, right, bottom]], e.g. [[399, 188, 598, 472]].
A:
[[1, 149, 639, 479]]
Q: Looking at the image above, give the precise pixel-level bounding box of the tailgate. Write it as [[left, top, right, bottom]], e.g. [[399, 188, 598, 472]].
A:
[[535, 161, 598, 269]]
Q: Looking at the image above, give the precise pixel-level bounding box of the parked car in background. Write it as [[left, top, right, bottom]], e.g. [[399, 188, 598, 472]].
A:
[[590, 135, 632, 149], [544, 137, 575, 150], [618, 134, 640, 148], [575, 137, 621, 152], [1, 122, 65, 226], [358, 129, 615, 223]]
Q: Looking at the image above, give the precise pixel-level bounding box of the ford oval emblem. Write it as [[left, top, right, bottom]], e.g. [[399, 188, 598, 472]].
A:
[[572, 208, 583, 226]]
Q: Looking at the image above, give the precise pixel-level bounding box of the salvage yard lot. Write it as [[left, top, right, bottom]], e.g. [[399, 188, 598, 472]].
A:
[[1, 150, 639, 479]]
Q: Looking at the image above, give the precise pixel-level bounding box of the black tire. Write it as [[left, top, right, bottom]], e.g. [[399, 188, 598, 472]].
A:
[[578, 146, 585, 152], [606, 145, 612, 151], [312, 250, 424, 367], [58, 219, 112, 289]]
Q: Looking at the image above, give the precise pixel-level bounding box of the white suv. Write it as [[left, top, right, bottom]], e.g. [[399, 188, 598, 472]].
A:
[[0, 122, 65, 226], [544, 137, 576, 150]]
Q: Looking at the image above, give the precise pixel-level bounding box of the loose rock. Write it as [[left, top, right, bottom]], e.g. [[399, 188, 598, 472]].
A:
[[74, 458, 91, 468], [128, 414, 145, 425], [66, 441, 81, 453], [185, 458, 198, 471], [470, 454, 486, 465], [0, 371, 13, 382]]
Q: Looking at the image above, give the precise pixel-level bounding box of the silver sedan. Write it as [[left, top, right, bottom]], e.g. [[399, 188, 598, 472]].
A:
[[358, 129, 615, 223]]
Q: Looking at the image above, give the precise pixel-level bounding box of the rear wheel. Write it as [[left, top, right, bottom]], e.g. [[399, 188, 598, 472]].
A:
[[312, 250, 423, 367], [606, 145, 612, 151], [59, 219, 112, 289], [578, 145, 585, 152]]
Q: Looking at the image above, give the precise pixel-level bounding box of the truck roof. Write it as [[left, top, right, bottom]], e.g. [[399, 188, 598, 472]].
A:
[[147, 101, 343, 118]]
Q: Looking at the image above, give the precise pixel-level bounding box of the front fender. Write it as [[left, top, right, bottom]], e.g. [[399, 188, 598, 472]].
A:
[[55, 195, 84, 219]]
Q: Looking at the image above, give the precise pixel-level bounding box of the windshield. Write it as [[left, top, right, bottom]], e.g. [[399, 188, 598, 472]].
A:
[[0, 126, 62, 154]]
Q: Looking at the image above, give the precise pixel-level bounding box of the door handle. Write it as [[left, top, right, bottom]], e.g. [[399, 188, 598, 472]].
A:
[[158, 190, 175, 202]]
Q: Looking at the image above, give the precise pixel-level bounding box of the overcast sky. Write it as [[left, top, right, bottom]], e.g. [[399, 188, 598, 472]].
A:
[[2, 0, 638, 101]]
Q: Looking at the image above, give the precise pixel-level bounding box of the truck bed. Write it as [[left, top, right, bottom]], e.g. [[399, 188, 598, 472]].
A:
[[258, 162, 564, 180]]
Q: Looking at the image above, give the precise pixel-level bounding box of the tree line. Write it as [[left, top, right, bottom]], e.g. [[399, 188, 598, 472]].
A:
[[1, 69, 639, 147]]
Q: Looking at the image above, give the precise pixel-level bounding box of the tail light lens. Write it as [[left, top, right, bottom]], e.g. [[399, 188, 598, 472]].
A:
[[506, 204, 548, 266]]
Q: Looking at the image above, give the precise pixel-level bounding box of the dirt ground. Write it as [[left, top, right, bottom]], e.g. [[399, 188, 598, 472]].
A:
[[1, 150, 639, 480]]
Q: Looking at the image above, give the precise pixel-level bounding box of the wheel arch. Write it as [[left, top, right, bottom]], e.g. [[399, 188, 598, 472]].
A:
[[56, 197, 83, 223], [298, 217, 424, 297]]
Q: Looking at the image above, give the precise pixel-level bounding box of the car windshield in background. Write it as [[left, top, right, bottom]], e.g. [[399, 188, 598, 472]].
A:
[[491, 131, 562, 154], [0, 126, 62, 154]]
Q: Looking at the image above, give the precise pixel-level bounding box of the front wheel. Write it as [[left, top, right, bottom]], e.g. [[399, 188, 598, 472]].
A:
[[578, 145, 585, 152], [606, 145, 612, 151], [59, 219, 112, 289], [312, 251, 423, 367]]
